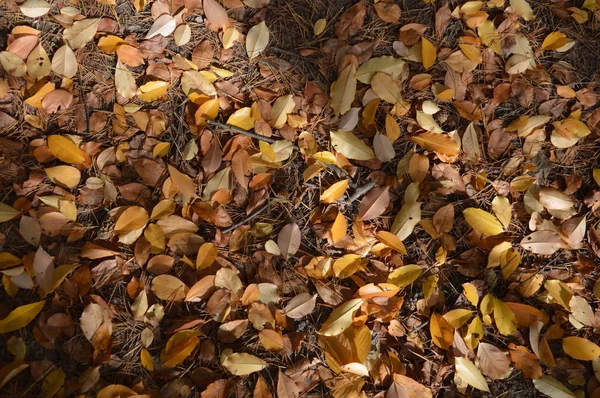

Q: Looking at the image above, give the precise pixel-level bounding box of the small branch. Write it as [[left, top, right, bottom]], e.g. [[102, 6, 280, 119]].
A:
[[77, 69, 90, 134], [346, 181, 376, 204], [219, 201, 270, 234], [206, 120, 277, 144]]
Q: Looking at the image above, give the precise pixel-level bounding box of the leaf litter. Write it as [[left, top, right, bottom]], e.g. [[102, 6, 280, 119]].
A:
[[1, 0, 600, 396]]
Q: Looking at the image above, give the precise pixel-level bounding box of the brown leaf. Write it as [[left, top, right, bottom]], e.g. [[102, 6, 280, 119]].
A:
[[509, 344, 543, 379], [253, 376, 273, 398], [477, 342, 510, 380], [277, 370, 299, 398], [204, 0, 230, 31], [409, 132, 460, 158], [33, 246, 54, 294], [277, 223, 301, 259], [335, 2, 366, 40], [358, 186, 390, 220]]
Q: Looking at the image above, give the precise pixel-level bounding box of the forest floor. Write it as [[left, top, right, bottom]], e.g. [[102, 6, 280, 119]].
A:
[[1, 0, 600, 397]]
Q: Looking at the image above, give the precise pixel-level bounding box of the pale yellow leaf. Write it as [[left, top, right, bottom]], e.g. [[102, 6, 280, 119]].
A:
[[330, 64, 357, 116], [246, 21, 269, 60], [455, 357, 489, 392], [330, 129, 374, 160], [63, 18, 100, 49]]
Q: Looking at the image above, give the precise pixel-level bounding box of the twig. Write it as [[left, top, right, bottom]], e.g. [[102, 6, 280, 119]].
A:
[[206, 120, 277, 144], [270, 46, 319, 64], [77, 69, 90, 134], [220, 201, 270, 234], [346, 181, 376, 203]]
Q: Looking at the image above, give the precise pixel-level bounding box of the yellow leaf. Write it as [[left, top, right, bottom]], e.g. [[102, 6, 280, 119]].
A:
[[333, 254, 366, 279], [161, 330, 201, 367], [27, 44, 51, 80], [259, 141, 276, 161], [319, 298, 364, 336], [463, 282, 479, 306], [114, 206, 149, 234], [387, 264, 422, 287], [196, 242, 218, 270], [371, 72, 403, 104], [458, 43, 482, 64], [376, 231, 407, 254], [0, 301, 45, 333], [477, 20, 501, 54], [491, 196, 511, 228], [330, 210, 347, 244], [20, 0, 51, 17], [137, 80, 170, 102], [226, 107, 254, 130], [194, 98, 219, 123], [45, 166, 81, 189], [463, 208, 504, 236], [330, 130, 374, 160], [493, 297, 517, 336], [510, 0, 534, 20], [444, 309, 473, 328], [271, 94, 295, 129], [594, 169, 600, 187], [97, 35, 128, 52], [115, 60, 136, 99], [150, 200, 175, 220], [153, 142, 170, 157], [0, 52, 27, 78], [151, 274, 188, 301], [0, 203, 21, 223], [97, 385, 137, 398], [321, 179, 349, 203], [222, 26, 241, 49], [541, 32, 568, 51], [181, 70, 216, 96], [140, 348, 154, 371], [421, 37, 436, 69], [63, 18, 100, 49], [246, 21, 270, 60], [221, 352, 267, 375], [330, 64, 357, 116], [385, 114, 400, 141], [455, 357, 490, 392], [144, 224, 165, 253], [544, 279, 573, 310], [409, 132, 460, 157], [355, 56, 405, 84], [259, 329, 284, 351], [562, 336, 600, 360], [24, 82, 55, 108], [314, 18, 326, 36], [430, 312, 453, 350], [47, 135, 84, 164], [465, 316, 484, 349]]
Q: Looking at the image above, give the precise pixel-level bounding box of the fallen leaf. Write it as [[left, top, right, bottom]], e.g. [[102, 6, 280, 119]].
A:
[[246, 22, 270, 60], [0, 301, 46, 333], [319, 298, 364, 336], [221, 352, 267, 375]]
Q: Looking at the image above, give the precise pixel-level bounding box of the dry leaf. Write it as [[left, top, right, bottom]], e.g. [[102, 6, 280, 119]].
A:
[[246, 22, 270, 60]]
